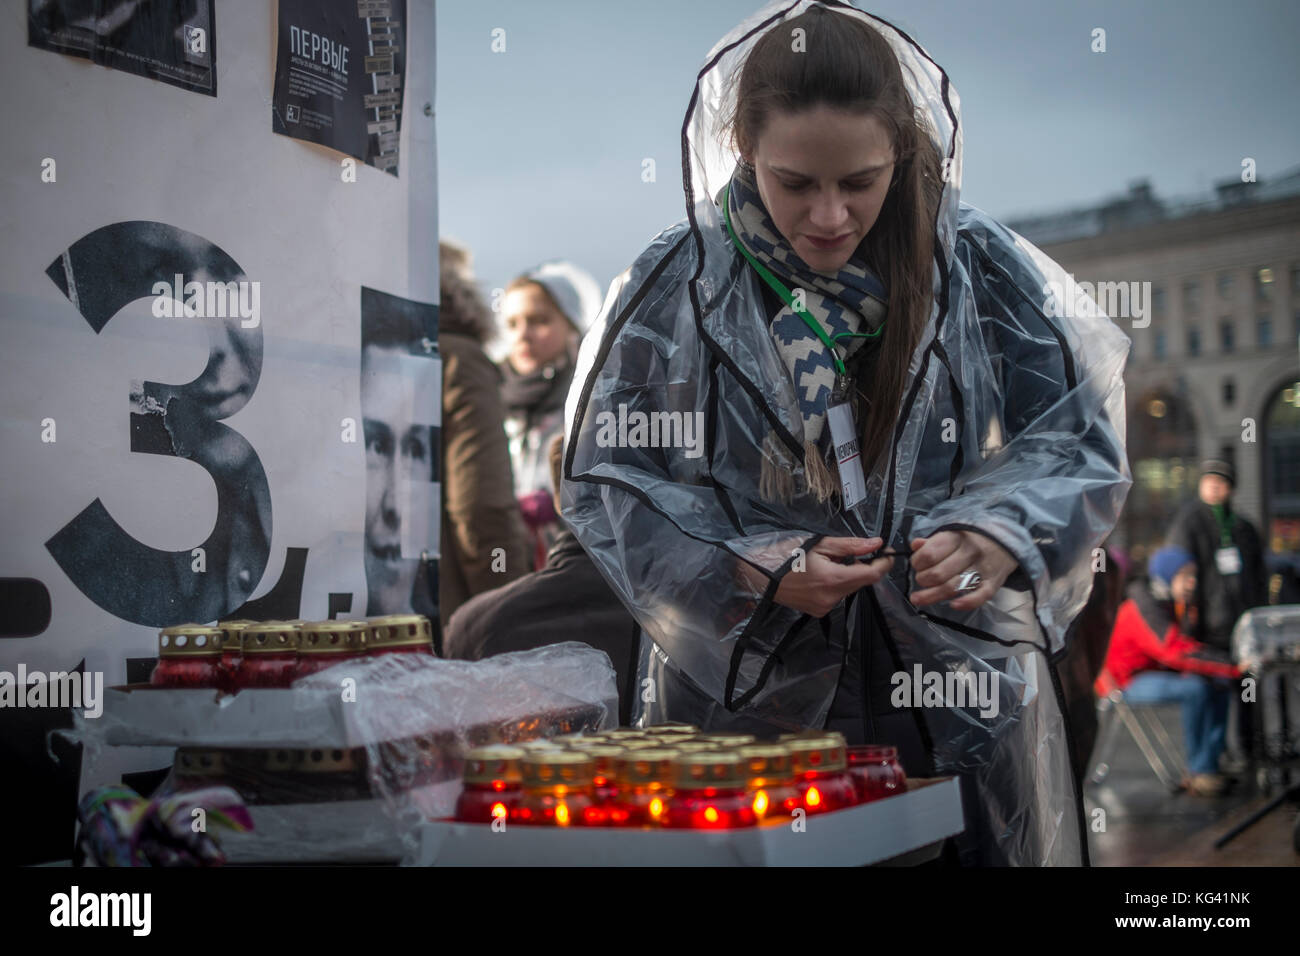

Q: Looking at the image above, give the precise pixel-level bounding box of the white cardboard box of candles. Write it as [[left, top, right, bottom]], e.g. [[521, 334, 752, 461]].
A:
[[413, 777, 965, 867], [68, 644, 620, 863]]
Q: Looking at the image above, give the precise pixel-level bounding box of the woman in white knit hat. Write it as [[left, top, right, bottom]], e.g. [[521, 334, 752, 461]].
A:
[[500, 260, 602, 568]]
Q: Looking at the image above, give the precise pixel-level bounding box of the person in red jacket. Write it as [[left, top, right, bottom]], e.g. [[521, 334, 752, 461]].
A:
[[1097, 546, 1241, 795]]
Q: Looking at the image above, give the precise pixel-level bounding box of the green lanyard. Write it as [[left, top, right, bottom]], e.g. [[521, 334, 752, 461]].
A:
[[722, 181, 882, 379], [1211, 503, 1234, 548]]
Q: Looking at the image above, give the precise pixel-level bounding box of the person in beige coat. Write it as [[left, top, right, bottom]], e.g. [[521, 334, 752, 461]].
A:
[[438, 240, 530, 623]]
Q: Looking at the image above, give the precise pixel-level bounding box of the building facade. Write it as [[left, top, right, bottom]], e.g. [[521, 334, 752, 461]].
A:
[[1007, 169, 1300, 563]]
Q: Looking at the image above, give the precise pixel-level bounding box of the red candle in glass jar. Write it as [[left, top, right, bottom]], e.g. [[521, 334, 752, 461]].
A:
[[455, 745, 526, 824], [737, 743, 802, 823], [663, 751, 756, 829], [235, 621, 300, 688], [151, 624, 223, 688], [294, 620, 368, 680], [788, 733, 859, 814], [509, 751, 596, 827], [847, 744, 907, 802], [566, 743, 623, 825], [605, 747, 677, 827], [217, 619, 253, 690], [367, 614, 435, 657]]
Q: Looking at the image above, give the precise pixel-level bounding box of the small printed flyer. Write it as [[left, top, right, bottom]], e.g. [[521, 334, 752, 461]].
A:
[[272, 0, 406, 175]]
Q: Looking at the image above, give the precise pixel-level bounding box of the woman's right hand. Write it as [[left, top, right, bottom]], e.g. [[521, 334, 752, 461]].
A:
[[773, 537, 894, 618]]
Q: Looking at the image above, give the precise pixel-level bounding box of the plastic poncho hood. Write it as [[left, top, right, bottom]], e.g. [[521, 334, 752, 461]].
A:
[[563, 0, 1131, 865]]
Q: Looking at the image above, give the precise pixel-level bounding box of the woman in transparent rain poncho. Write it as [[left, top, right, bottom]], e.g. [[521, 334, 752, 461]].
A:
[[562, 0, 1131, 865]]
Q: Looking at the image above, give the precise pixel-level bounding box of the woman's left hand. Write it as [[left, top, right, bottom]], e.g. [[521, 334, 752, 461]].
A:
[[908, 530, 1018, 611]]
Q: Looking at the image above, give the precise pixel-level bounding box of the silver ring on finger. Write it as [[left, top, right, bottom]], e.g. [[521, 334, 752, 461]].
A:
[[955, 569, 982, 593]]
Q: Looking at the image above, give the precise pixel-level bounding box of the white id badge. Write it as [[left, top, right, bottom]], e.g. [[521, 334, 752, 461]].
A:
[[1215, 546, 1242, 575], [826, 399, 867, 510]]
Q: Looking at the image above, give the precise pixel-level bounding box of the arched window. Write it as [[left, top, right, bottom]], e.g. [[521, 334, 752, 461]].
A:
[[1263, 380, 1300, 554], [1121, 390, 1199, 565]]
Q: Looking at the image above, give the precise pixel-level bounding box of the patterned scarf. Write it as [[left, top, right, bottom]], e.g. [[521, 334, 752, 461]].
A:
[[722, 161, 888, 501]]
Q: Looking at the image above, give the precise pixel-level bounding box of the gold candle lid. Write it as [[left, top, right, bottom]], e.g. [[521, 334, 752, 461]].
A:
[[241, 621, 301, 653], [520, 750, 595, 788], [262, 748, 302, 773], [158, 624, 223, 658], [217, 619, 254, 652], [643, 723, 699, 736], [786, 735, 847, 774], [672, 740, 722, 754], [519, 738, 567, 753], [175, 747, 230, 776], [463, 745, 526, 785], [737, 743, 795, 782], [578, 743, 625, 776], [298, 747, 362, 774], [299, 620, 368, 654], [673, 751, 747, 790], [697, 733, 758, 748], [368, 614, 433, 650], [614, 747, 680, 786]]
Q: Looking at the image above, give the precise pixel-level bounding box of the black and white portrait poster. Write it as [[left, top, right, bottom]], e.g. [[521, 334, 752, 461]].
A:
[[272, 0, 406, 175], [28, 0, 216, 96], [1, 2, 437, 811], [360, 288, 440, 620]]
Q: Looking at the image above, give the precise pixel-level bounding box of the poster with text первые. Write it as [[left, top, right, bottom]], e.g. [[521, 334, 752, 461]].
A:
[[272, 0, 406, 176]]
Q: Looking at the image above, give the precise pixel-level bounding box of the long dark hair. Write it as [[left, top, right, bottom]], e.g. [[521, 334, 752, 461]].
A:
[[724, 4, 942, 470]]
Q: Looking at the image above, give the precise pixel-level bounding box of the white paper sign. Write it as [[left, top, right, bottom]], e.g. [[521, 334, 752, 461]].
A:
[[827, 400, 867, 511], [1215, 547, 1243, 576]]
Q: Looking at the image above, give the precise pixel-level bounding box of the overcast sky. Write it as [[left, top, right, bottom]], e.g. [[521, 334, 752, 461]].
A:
[[435, 0, 1300, 321]]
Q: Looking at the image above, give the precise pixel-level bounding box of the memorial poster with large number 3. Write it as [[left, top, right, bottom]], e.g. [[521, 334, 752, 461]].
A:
[[0, 4, 438, 693]]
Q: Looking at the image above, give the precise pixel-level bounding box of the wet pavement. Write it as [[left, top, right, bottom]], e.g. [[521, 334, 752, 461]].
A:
[[1084, 703, 1299, 866]]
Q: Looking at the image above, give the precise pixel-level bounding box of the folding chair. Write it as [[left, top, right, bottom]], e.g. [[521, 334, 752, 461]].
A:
[[1088, 669, 1188, 793]]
